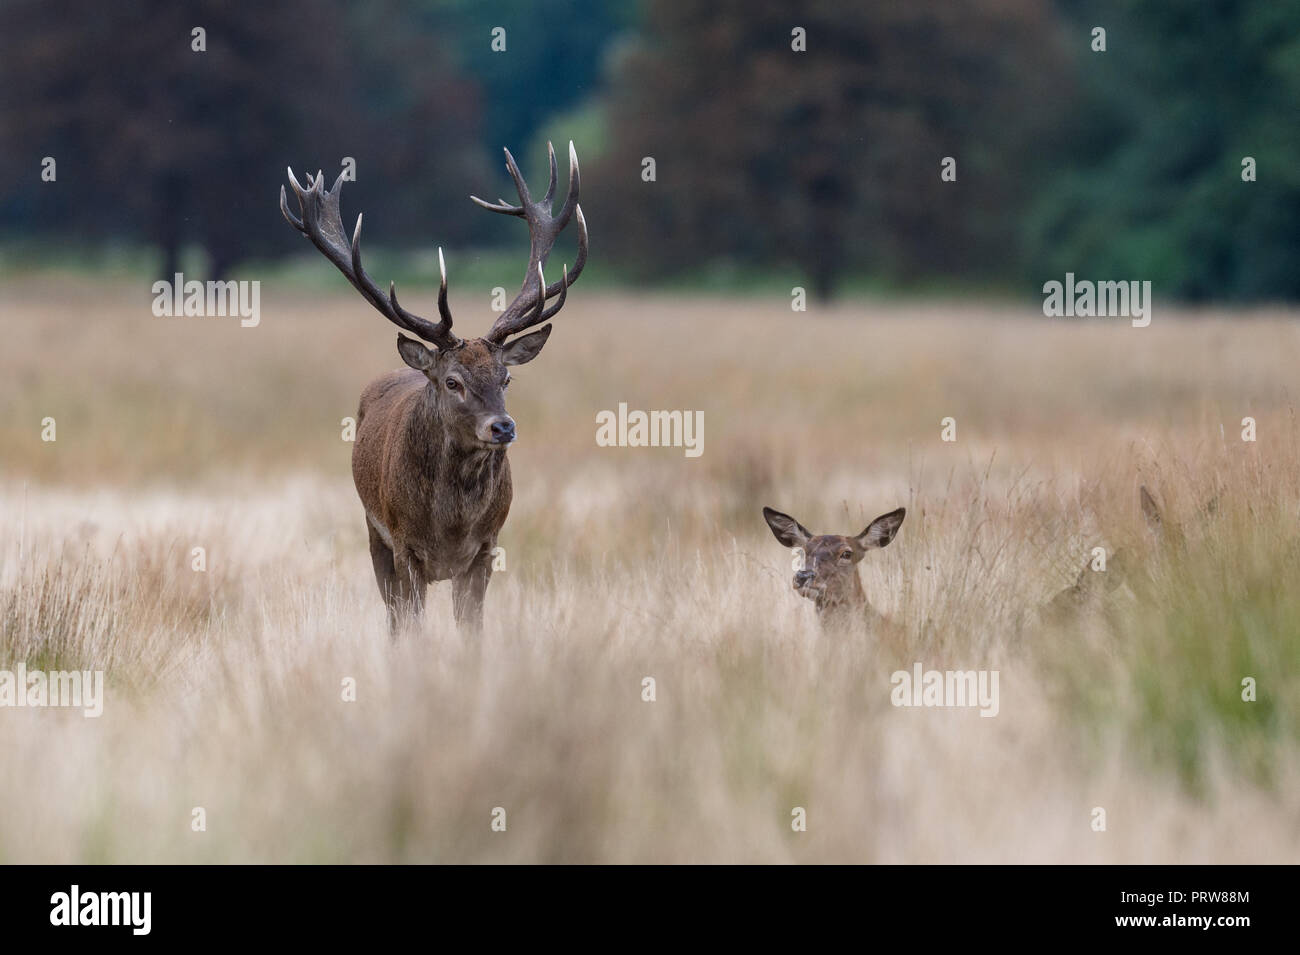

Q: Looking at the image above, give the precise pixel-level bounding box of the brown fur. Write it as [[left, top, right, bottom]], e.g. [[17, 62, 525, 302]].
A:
[[1040, 483, 1217, 626], [1041, 550, 1129, 626], [281, 144, 587, 635], [762, 506, 906, 635], [354, 333, 549, 634]]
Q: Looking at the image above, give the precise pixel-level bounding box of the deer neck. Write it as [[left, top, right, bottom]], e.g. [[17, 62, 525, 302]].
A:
[[402, 385, 509, 502], [814, 572, 870, 626]]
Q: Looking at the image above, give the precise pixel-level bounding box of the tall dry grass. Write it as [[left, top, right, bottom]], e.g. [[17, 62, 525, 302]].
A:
[[1, 276, 1297, 861]]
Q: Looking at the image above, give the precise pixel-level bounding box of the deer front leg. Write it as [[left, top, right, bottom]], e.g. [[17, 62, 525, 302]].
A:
[[390, 544, 427, 635], [366, 519, 402, 635], [452, 543, 495, 633]]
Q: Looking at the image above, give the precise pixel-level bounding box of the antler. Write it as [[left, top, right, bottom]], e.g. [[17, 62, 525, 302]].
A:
[[280, 168, 460, 350], [473, 141, 588, 344]]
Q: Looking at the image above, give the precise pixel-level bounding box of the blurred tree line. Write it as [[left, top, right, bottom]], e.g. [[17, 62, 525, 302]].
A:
[[0, 0, 488, 278], [1027, 0, 1300, 301], [589, 0, 1064, 299], [0, 0, 1295, 300]]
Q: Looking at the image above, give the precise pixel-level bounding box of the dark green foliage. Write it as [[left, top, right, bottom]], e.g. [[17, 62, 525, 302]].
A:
[[0, 0, 489, 278], [1026, 0, 1300, 301], [590, 0, 1066, 300], [0, 0, 1295, 300]]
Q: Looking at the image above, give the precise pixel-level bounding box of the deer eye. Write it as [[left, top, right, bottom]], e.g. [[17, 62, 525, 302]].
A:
[[839, 549, 853, 560], [445, 378, 461, 392]]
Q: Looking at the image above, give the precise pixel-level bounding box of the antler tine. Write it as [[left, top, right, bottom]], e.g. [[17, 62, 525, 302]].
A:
[[353, 213, 457, 347], [554, 141, 580, 227], [470, 194, 524, 216], [436, 247, 453, 328], [385, 269, 445, 340], [275, 179, 302, 231], [281, 166, 459, 349], [352, 213, 412, 329], [554, 204, 587, 290], [539, 264, 568, 321], [528, 261, 547, 326], [481, 143, 589, 344], [541, 141, 558, 208], [279, 184, 303, 230], [502, 147, 532, 208], [530, 204, 588, 305]]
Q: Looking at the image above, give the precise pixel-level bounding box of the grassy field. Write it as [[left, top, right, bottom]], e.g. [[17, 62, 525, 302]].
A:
[[2, 274, 1298, 862]]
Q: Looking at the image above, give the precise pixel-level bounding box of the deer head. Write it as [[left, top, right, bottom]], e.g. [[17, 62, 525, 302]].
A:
[[1041, 484, 1217, 627], [762, 506, 906, 616], [280, 142, 588, 451], [1042, 548, 1132, 625]]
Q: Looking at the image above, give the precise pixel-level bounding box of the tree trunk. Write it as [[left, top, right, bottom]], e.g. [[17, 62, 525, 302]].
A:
[[208, 246, 235, 282], [160, 240, 180, 282], [810, 260, 838, 304], [156, 172, 183, 280]]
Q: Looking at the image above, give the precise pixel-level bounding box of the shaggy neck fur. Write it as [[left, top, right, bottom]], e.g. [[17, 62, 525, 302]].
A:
[[403, 383, 508, 519]]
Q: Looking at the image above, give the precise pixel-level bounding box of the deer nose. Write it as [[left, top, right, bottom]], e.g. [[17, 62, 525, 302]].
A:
[[794, 570, 815, 586], [489, 417, 516, 444]]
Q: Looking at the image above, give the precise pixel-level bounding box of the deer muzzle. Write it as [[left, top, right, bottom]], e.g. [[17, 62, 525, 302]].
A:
[[477, 414, 516, 446]]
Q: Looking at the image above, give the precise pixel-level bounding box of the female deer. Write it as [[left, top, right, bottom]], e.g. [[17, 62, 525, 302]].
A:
[[762, 505, 906, 632]]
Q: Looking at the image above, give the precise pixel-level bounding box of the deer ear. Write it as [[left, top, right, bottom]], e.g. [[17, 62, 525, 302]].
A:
[[1139, 485, 1162, 532], [397, 334, 435, 371], [856, 507, 905, 549], [763, 507, 811, 547], [500, 324, 553, 366]]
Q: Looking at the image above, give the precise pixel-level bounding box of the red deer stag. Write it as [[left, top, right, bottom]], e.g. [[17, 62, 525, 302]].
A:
[[280, 143, 588, 633]]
